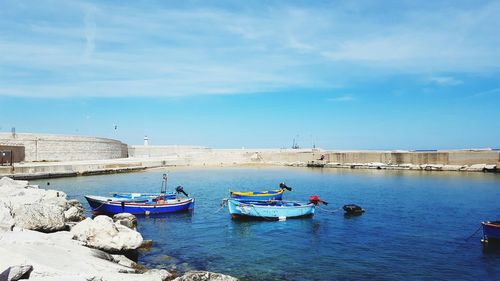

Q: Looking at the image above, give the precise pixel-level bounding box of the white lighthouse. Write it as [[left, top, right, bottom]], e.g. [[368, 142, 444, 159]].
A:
[[144, 135, 149, 146]]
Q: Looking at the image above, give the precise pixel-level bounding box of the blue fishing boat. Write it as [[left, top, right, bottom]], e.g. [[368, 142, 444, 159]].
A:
[[85, 195, 194, 215], [85, 174, 194, 215], [230, 182, 292, 201], [481, 221, 500, 243], [225, 198, 319, 220]]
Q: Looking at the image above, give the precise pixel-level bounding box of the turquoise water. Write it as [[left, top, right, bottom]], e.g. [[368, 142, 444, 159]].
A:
[[33, 167, 500, 280]]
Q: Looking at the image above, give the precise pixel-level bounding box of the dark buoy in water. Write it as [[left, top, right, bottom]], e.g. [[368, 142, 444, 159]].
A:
[[343, 204, 365, 215]]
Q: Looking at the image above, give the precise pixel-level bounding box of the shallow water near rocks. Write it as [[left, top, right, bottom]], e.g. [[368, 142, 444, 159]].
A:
[[33, 167, 500, 280]]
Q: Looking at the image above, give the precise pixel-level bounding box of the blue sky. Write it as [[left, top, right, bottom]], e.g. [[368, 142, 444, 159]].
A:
[[1, 0, 499, 149]]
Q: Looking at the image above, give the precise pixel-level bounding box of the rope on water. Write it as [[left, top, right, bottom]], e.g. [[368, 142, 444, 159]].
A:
[[208, 199, 229, 215], [464, 224, 483, 241], [213, 204, 226, 214], [316, 205, 342, 214]]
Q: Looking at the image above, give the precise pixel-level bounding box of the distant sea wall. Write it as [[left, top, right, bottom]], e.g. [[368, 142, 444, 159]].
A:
[[128, 146, 500, 167], [128, 146, 323, 166], [0, 135, 498, 179], [0, 133, 128, 162], [128, 145, 208, 158], [322, 150, 500, 165]]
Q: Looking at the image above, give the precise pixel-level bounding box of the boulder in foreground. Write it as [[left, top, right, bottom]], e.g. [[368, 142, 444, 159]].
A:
[[71, 215, 143, 253], [0, 264, 33, 281], [12, 203, 66, 233], [113, 212, 137, 230]]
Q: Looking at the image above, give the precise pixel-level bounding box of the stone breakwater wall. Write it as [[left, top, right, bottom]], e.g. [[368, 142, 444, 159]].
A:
[[0, 133, 128, 162], [128, 146, 500, 171], [321, 150, 500, 165], [128, 145, 207, 158], [128, 147, 324, 166], [0, 145, 498, 179]]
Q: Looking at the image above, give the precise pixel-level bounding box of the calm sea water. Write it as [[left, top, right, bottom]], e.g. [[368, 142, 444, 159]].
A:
[[33, 167, 500, 280]]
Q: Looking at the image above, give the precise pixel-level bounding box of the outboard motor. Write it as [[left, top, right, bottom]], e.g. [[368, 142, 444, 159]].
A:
[[279, 182, 292, 191], [175, 185, 189, 197], [309, 195, 328, 205], [343, 204, 365, 215]]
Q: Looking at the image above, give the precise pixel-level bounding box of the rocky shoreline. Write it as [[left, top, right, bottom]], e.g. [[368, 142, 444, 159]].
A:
[[0, 177, 238, 281], [289, 161, 498, 172]]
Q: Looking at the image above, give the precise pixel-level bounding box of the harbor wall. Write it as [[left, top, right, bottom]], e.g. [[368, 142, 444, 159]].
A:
[[128, 146, 323, 166], [322, 150, 499, 165], [129, 146, 500, 167], [0, 132, 498, 179], [0, 133, 128, 162], [127, 146, 500, 167], [128, 145, 208, 158]]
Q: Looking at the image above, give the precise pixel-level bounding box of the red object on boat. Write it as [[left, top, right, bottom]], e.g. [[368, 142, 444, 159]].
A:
[[309, 195, 321, 205]]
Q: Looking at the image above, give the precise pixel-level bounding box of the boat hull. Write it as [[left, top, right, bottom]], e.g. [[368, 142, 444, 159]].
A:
[[482, 221, 500, 242], [85, 195, 194, 215], [227, 199, 315, 220], [230, 189, 284, 201]]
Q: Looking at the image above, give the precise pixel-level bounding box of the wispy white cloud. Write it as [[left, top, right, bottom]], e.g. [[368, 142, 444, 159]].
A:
[[327, 95, 355, 102], [0, 0, 499, 98], [429, 76, 463, 86], [83, 5, 97, 61], [470, 87, 500, 98]]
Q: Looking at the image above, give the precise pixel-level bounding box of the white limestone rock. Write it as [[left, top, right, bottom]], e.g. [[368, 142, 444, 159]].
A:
[[64, 206, 85, 222], [111, 254, 137, 268], [423, 164, 444, 171], [143, 269, 173, 280], [0, 264, 33, 281], [467, 164, 487, 172], [368, 162, 386, 169], [408, 164, 422, 170], [0, 177, 29, 190], [0, 202, 14, 232], [442, 165, 465, 171], [113, 213, 137, 230], [0, 177, 67, 211], [12, 203, 66, 232], [173, 271, 238, 281], [485, 164, 497, 171], [40, 190, 68, 209], [0, 228, 136, 281], [71, 216, 143, 253], [64, 199, 85, 222]]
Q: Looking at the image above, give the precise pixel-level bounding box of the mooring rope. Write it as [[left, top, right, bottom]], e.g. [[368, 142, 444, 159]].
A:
[[213, 204, 226, 214], [316, 205, 342, 214], [91, 201, 108, 211], [464, 224, 483, 241]]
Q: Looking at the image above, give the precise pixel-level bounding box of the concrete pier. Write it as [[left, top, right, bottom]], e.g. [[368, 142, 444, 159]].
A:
[[0, 133, 498, 179], [0, 147, 498, 179]]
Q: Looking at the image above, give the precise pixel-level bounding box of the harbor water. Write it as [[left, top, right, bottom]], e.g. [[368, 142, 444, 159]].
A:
[[33, 167, 500, 280]]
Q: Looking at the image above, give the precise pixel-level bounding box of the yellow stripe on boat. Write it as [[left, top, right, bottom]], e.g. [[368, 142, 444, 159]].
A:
[[230, 189, 284, 197]]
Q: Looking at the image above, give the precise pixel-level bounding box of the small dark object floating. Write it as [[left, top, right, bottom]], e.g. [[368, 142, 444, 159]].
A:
[[343, 204, 365, 215]]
